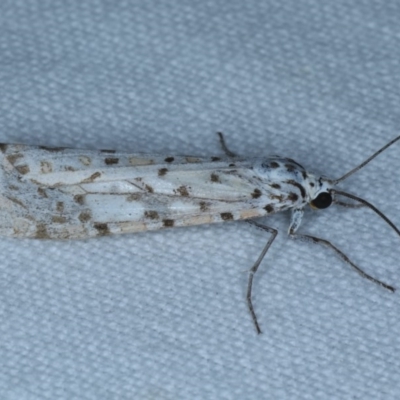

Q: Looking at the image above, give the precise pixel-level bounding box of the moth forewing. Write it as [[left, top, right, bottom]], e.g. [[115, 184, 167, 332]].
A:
[[1, 134, 400, 335]]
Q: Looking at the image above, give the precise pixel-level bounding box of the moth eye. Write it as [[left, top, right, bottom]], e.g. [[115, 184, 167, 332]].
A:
[[311, 192, 332, 209]]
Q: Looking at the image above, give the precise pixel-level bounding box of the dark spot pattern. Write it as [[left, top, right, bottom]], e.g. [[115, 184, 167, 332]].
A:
[[220, 212, 233, 221], [82, 172, 101, 183], [264, 204, 275, 213], [211, 157, 221, 162], [79, 211, 92, 222], [127, 193, 141, 201], [164, 157, 174, 163], [94, 223, 110, 236], [270, 161, 280, 168], [74, 195, 85, 205], [287, 192, 299, 202], [105, 157, 119, 165], [252, 188, 262, 199], [145, 184, 154, 193], [39, 146, 66, 152], [100, 149, 116, 153], [158, 168, 168, 177], [271, 183, 281, 189], [36, 223, 50, 239], [286, 179, 306, 198], [145, 210, 159, 220], [199, 201, 208, 212], [177, 186, 189, 197], [0, 144, 8, 153], [15, 165, 30, 175], [56, 202, 64, 212], [285, 163, 295, 172], [38, 188, 48, 198], [7, 154, 23, 165], [52, 216, 67, 224], [210, 173, 221, 183], [163, 219, 175, 227]]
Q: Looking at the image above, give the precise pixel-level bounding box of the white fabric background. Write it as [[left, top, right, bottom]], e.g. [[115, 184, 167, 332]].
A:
[[0, 1, 400, 399]]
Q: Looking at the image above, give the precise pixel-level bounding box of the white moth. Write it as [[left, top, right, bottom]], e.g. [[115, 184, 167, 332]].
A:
[[1, 134, 399, 334]]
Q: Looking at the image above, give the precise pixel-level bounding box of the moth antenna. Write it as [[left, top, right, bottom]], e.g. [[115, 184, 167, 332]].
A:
[[333, 135, 400, 184], [332, 189, 400, 237]]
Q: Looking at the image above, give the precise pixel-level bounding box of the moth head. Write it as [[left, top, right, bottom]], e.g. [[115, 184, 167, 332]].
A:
[[308, 176, 333, 210]]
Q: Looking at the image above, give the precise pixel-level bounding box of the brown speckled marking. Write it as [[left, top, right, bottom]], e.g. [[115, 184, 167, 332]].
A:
[[105, 157, 119, 165], [7, 154, 23, 165], [79, 156, 92, 166], [65, 166, 77, 172], [158, 168, 168, 177], [74, 194, 85, 205], [210, 173, 221, 183], [269, 193, 284, 201], [52, 216, 67, 224], [56, 202, 64, 212], [126, 193, 142, 201], [264, 204, 274, 213], [211, 157, 221, 162], [39, 146, 66, 152], [177, 185, 189, 197], [100, 149, 116, 154], [164, 157, 174, 163], [145, 210, 159, 220], [199, 201, 208, 212], [36, 223, 50, 239], [220, 212, 233, 221], [82, 171, 101, 183], [252, 188, 262, 199], [270, 161, 280, 168], [163, 219, 175, 227], [0, 144, 8, 153], [285, 163, 295, 172], [79, 211, 92, 222], [288, 192, 299, 201], [271, 183, 281, 189], [40, 161, 53, 174], [8, 197, 26, 208], [145, 184, 154, 193], [94, 222, 110, 236], [38, 188, 48, 198], [286, 179, 306, 198], [9, 185, 18, 191], [15, 165, 30, 175]]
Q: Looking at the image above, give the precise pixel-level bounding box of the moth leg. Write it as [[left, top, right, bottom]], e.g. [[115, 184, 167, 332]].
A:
[[246, 220, 278, 334], [217, 132, 236, 158], [289, 232, 395, 292]]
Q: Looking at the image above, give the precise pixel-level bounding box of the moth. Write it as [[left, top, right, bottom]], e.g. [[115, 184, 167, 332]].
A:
[[0, 134, 399, 334]]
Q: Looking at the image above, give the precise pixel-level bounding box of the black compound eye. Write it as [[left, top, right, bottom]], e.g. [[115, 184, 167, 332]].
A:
[[311, 192, 332, 209]]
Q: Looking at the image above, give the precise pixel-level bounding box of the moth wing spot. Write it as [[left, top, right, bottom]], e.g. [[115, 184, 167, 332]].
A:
[[144, 210, 159, 220], [79, 211, 92, 223], [176, 185, 189, 197], [210, 173, 221, 183], [163, 219, 175, 227], [264, 204, 274, 213], [220, 212, 233, 221], [94, 222, 110, 236], [15, 165, 30, 175], [105, 157, 119, 165], [252, 188, 262, 199], [158, 168, 168, 177], [164, 157, 174, 163]]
